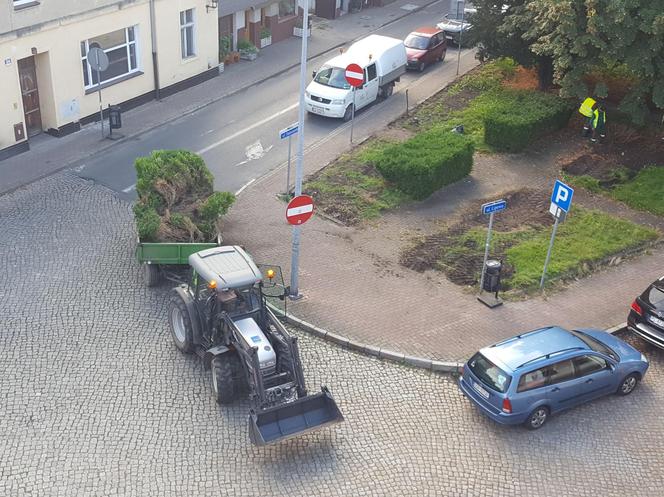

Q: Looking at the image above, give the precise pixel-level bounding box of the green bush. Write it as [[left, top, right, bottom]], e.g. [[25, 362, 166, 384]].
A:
[[484, 90, 574, 152], [133, 204, 161, 241], [364, 127, 474, 200]]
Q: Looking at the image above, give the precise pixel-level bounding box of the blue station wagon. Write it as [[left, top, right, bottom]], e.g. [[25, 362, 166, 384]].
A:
[[459, 326, 649, 429]]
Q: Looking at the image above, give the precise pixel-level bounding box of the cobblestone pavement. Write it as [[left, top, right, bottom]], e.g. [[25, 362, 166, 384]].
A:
[[1, 174, 664, 496]]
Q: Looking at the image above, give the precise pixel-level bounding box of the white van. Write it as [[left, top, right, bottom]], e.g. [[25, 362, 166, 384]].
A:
[[305, 35, 407, 121]]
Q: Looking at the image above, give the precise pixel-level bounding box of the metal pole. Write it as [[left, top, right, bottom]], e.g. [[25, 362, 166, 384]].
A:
[[350, 87, 356, 143], [540, 216, 560, 289], [405, 88, 409, 116], [456, 1, 464, 76], [108, 104, 113, 139], [290, 0, 310, 298], [97, 68, 104, 138], [478, 211, 495, 292], [285, 135, 292, 196]]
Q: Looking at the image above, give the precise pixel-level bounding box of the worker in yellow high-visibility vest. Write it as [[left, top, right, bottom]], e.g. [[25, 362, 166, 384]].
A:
[[591, 104, 607, 143], [579, 97, 597, 137]]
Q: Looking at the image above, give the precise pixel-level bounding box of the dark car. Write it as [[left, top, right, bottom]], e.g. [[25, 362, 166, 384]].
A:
[[404, 27, 447, 72], [628, 275, 664, 349]]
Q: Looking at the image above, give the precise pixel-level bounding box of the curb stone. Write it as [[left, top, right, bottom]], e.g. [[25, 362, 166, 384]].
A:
[[269, 302, 628, 375]]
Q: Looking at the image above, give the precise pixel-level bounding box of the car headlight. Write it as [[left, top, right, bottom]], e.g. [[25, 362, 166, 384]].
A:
[[305, 91, 310, 99], [331, 99, 344, 105]]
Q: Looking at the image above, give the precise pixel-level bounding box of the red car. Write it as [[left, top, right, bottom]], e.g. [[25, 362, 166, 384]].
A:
[[404, 27, 447, 72]]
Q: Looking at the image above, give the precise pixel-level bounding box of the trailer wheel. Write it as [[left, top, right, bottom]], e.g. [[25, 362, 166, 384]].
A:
[[144, 264, 161, 287], [168, 295, 194, 353], [211, 354, 240, 404]]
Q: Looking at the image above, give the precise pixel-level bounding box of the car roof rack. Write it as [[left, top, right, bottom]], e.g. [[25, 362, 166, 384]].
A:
[[490, 326, 555, 348], [515, 347, 586, 370]]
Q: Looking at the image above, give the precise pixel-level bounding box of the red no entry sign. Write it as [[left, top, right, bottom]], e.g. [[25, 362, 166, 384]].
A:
[[345, 63, 364, 88], [286, 195, 315, 225]]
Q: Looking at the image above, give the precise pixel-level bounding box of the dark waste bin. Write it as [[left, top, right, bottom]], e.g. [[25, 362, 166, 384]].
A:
[[482, 259, 502, 293], [108, 105, 122, 130]]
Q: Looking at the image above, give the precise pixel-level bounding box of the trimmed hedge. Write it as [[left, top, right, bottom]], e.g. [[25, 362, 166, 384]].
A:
[[365, 127, 474, 200], [484, 91, 574, 152]]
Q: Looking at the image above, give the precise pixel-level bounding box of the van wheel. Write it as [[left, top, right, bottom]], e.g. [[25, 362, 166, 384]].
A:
[[524, 406, 549, 430], [617, 373, 639, 396], [381, 84, 393, 99], [343, 105, 354, 122]]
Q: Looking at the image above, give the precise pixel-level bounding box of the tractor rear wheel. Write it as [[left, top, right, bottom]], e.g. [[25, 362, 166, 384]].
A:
[[211, 354, 241, 404], [168, 295, 194, 353]]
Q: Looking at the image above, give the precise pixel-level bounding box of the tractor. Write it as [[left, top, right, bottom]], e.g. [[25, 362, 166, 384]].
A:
[[167, 245, 344, 446]]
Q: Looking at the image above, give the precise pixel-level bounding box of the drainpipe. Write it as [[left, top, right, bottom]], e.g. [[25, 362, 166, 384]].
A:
[[149, 0, 161, 100]]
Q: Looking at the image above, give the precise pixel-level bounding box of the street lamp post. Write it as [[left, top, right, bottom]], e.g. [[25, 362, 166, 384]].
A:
[[289, 1, 310, 299], [456, 0, 465, 76]]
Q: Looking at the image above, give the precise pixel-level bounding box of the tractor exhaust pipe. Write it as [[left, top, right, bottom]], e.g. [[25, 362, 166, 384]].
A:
[[248, 386, 344, 446]]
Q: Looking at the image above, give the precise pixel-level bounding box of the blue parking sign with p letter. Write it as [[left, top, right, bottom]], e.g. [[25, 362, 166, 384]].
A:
[[551, 180, 574, 212]]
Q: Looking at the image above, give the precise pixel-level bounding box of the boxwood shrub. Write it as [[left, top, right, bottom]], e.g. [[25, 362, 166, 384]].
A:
[[365, 127, 474, 200], [484, 91, 574, 152]]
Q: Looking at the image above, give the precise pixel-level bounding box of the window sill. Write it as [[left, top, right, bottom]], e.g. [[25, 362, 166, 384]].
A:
[[181, 55, 199, 65], [84, 71, 143, 94], [14, 1, 40, 11]]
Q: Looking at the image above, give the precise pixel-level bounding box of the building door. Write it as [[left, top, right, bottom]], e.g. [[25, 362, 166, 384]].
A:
[[18, 56, 42, 137]]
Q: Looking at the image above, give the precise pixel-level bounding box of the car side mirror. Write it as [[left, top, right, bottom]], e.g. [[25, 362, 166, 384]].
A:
[[312, 71, 316, 79]]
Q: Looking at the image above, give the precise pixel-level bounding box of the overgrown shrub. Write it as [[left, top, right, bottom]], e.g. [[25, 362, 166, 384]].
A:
[[484, 90, 574, 152], [362, 127, 474, 200], [133, 150, 235, 242]]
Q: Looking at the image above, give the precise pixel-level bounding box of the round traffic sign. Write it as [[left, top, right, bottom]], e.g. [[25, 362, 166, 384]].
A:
[[86, 47, 109, 72], [286, 195, 315, 225], [345, 63, 364, 88]]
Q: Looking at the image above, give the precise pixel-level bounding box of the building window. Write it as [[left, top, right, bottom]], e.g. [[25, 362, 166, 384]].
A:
[[180, 9, 196, 59], [279, 0, 296, 17], [81, 27, 139, 88], [13, 0, 40, 9]]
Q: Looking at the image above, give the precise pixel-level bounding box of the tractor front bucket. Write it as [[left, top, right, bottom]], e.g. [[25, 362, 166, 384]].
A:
[[248, 386, 344, 446]]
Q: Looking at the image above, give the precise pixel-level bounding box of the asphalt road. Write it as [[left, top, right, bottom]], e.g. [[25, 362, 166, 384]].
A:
[[75, 3, 474, 201]]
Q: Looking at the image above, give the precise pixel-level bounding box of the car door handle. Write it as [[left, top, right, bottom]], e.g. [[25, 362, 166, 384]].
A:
[[585, 379, 593, 384], [551, 387, 560, 392]]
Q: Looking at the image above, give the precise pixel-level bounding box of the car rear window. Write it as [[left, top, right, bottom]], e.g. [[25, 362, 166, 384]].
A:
[[646, 285, 664, 307], [468, 353, 511, 393]]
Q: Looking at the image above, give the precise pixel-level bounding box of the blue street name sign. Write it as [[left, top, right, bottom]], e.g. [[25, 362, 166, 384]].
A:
[[481, 199, 507, 215], [550, 180, 574, 212], [279, 122, 299, 140]]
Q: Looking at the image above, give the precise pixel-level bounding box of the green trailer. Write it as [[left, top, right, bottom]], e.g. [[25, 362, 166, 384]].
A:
[[136, 236, 221, 286]]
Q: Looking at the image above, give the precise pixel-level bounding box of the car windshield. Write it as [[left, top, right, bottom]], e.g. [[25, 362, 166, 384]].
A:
[[314, 66, 351, 90], [570, 330, 618, 361], [404, 34, 430, 50], [468, 353, 511, 393]]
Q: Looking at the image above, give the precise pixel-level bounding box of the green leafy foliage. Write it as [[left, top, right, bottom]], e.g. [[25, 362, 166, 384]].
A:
[[362, 127, 474, 200], [133, 150, 234, 242], [611, 166, 664, 216], [483, 90, 574, 152], [237, 38, 258, 53]]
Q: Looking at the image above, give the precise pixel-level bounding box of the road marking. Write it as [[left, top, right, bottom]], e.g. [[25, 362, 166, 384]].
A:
[[235, 178, 256, 196], [122, 184, 136, 193], [196, 102, 298, 155]]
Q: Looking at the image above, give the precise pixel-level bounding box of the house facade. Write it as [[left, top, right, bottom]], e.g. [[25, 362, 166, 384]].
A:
[[1, 0, 219, 160]]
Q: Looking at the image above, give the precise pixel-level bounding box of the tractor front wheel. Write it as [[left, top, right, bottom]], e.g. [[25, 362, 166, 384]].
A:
[[211, 354, 241, 404], [168, 295, 194, 353]]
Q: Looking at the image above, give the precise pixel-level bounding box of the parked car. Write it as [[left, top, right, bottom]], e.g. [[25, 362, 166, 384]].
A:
[[436, 9, 476, 45], [404, 27, 447, 72], [628, 275, 664, 349], [459, 326, 649, 430]]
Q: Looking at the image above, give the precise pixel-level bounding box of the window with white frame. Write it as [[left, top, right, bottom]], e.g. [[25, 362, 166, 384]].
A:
[[180, 9, 196, 59], [80, 27, 139, 88], [13, 0, 39, 8]]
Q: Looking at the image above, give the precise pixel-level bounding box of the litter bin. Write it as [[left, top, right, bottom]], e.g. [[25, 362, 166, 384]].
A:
[[108, 105, 122, 130], [482, 259, 502, 294]]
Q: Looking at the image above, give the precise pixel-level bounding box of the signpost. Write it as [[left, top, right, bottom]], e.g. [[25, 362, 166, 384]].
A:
[[286, 195, 315, 226], [478, 199, 506, 307], [279, 122, 299, 196], [86, 47, 109, 138], [345, 63, 364, 143], [540, 180, 574, 289]]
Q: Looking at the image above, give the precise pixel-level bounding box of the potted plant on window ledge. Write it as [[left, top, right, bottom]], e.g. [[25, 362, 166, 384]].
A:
[[259, 27, 272, 48], [237, 39, 259, 61], [293, 16, 312, 38]]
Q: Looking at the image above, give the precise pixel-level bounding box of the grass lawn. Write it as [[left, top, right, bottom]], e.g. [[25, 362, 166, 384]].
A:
[[438, 207, 659, 293], [611, 166, 664, 216]]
